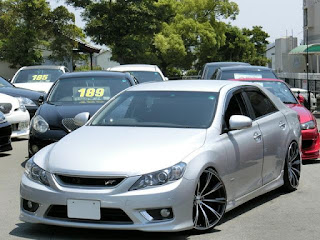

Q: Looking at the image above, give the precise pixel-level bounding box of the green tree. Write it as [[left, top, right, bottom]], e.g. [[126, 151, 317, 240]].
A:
[[0, 0, 84, 68]]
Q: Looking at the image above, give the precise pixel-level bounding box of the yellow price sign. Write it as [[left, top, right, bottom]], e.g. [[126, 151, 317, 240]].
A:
[[77, 88, 105, 98], [32, 75, 49, 81]]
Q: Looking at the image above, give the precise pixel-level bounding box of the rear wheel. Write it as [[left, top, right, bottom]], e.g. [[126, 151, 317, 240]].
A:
[[283, 141, 301, 192], [193, 169, 227, 232]]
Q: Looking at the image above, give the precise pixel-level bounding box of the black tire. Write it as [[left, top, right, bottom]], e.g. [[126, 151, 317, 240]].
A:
[[193, 168, 227, 232], [283, 141, 301, 192]]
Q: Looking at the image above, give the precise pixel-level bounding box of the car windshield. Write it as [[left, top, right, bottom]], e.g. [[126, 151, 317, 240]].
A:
[[90, 91, 218, 128], [0, 77, 13, 87], [248, 81, 298, 104], [221, 70, 277, 80], [13, 69, 64, 83], [48, 77, 132, 105], [128, 71, 163, 83]]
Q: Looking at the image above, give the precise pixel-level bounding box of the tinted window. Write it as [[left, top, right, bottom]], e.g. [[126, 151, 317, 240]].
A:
[[91, 91, 218, 128], [246, 91, 277, 118], [14, 69, 64, 83], [0, 77, 12, 87], [221, 70, 277, 80], [224, 93, 249, 128], [244, 81, 297, 104], [128, 71, 163, 83], [48, 77, 132, 105]]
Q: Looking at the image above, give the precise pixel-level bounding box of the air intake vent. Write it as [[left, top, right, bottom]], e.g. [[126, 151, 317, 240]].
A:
[[62, 118, 80, 132]]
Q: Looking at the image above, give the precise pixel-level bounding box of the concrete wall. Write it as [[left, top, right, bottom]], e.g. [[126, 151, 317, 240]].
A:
[[304, 0, 320, 44], [0, 61, 19, 80], [94, 50, 119, 70]]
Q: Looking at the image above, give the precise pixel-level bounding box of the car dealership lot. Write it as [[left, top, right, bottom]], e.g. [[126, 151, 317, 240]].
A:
[[1, 139, 320, 240]]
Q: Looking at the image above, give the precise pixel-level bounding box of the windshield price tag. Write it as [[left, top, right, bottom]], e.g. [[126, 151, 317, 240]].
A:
[[73, 87, 110, 101], [32, 75, 49, 81]]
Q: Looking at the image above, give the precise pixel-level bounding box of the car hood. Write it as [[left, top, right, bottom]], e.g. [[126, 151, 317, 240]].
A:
[[287, 104, 313, 123], [43, 126, 207, 177], [13, 82, 53, 93], [38, 103, 102, 128], [0, 86, 42, 103]]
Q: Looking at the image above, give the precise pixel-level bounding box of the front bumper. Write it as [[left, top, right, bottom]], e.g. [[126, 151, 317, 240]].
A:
[[6, 110, 30, 138], [20, 173, 196, 232], [301, 128, 320, 160]]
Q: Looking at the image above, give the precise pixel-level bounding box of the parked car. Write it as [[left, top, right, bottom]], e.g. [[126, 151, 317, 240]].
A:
[[200, 62, 250, 79], [0, 76, 43, 118], [233, 78, 320, 160], [0, 111, 12, 152], [108, 64, 168, 82], [28, 71, 137, 156], [0, 93, 30, 138], [11, 65, 69, 93], [211, 66, 278, 80], [290, 88, 317, 112], [21, 80, 301, 232]]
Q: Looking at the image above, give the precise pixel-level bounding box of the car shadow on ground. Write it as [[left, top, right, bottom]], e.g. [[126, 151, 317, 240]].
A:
[[302, 159, 320, 165], [10, 189, 285, 240]]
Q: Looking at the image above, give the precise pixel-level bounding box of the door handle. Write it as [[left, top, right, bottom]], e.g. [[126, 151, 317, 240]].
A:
[[279, 121, 286, 130], [253, 132, 262, 142]]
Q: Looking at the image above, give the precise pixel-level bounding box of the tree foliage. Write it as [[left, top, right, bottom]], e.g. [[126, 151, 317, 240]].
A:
[[66, 0, 269, 74], [0, 0, 84, 68]]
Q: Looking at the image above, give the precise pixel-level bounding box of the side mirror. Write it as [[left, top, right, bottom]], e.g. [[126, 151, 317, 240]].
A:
[[229, 115, 252, 130], [38, 95, 45, 105], [164, 77, 169, 81], [74, 112, 90, 127]]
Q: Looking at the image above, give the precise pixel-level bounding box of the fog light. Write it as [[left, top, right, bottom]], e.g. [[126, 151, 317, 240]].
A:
[[160, 208, 171, 218], [22, 198, 39, 212], [31, 145, 39, 154]]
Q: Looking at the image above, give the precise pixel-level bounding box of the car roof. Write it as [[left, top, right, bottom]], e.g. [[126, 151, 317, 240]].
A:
[[231, 78, 284, 82], [205, 62, 250, 67], [20, 65, 66, 70], [219, 65, 273, 71], [59, 71, 131, 79], [109, 64, 159, 72], [127, 80, 256, 92]]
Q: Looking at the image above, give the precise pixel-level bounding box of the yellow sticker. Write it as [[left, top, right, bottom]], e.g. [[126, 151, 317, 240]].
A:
[[32, 75, 49, 81], [77, 88, 105, 98]]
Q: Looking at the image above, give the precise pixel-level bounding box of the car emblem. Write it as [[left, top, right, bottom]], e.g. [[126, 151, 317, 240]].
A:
[[104, 180, 116, 186]]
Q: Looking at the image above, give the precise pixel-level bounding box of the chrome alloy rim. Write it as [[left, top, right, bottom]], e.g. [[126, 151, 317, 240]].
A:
[[287, 142, 301, 188], [193, 169, 227, 230]]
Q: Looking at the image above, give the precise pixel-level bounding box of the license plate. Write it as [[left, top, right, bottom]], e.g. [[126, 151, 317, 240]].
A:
[[18, 122, 29, 130], [67, 199, 101, 220]]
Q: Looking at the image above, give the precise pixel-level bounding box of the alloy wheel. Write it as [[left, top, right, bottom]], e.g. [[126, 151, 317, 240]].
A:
[[287, 141, 301, 188], [193, 169, 227, 231]]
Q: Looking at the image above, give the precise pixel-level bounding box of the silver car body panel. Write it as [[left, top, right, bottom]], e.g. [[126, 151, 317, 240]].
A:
[[20, 80, 301, 232]]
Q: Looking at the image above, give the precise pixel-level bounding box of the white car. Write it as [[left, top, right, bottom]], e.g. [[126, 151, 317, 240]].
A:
[[108, 64, 168, 83], [0, 93, 30, 138], [11, 65, 69, 93], [290, 88, 317, 111]]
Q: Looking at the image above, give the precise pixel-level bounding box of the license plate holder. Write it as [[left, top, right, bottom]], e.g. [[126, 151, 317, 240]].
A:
[[67, 199, 101, 220]]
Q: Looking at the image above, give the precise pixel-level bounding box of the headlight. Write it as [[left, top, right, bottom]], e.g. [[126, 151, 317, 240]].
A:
[[32, 115, 49, 133], [301, 120, 315, 130], [17, 97, 36, 107], [25, 157, 49, 186], [0, 112, 6, 124], [129, 162, 186, 191]]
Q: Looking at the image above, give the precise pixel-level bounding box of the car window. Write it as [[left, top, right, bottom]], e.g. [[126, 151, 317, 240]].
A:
[[48, 77, 132, 105], [91, 91, 218, 129], [245, 91, 278, 119], [14, 69, 64, 83], [0, 77, 13, 87], [211, 70, 219, 80], [221, 70, 277, 80], [224, 92, 249, 128], [127, 71, 163, 83]]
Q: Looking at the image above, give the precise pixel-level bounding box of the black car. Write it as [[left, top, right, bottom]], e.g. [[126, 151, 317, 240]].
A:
[[0, 76, 43, 118], [29, 71, 137, 156], [0, 111, 12, 153], [211, 65, 278, 80], [200, 62, 250, 79]]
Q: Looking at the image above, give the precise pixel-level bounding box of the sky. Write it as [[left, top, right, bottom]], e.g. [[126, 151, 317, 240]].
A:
[[49, 0, 303, 45]]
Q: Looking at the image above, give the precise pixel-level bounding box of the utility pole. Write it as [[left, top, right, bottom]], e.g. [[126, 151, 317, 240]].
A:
[[306, 27, 311, 110]]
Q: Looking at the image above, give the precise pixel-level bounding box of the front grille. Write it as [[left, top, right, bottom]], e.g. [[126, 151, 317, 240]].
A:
[[46, 205, 133, 224], [56, 175, 124, 187], [302, 140, 314, 149], [62, 118, 80, 132], [11, 122, 29, 131], [0, 103, 12, 114], [11, 123, 19, 132]]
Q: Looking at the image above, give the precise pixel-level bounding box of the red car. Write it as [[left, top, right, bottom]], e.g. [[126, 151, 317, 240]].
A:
[[233, 78, 320, 160]]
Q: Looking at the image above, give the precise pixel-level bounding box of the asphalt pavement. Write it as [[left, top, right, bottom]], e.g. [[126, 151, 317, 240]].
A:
[[1, 129, 320, 239]]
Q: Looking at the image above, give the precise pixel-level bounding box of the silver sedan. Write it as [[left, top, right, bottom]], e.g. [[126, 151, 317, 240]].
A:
[[20, 80, 302, 233]]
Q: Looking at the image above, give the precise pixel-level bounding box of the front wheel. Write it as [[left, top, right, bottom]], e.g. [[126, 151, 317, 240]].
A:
[[283, 141, 301, 192], [193, 169, 227, 232]]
